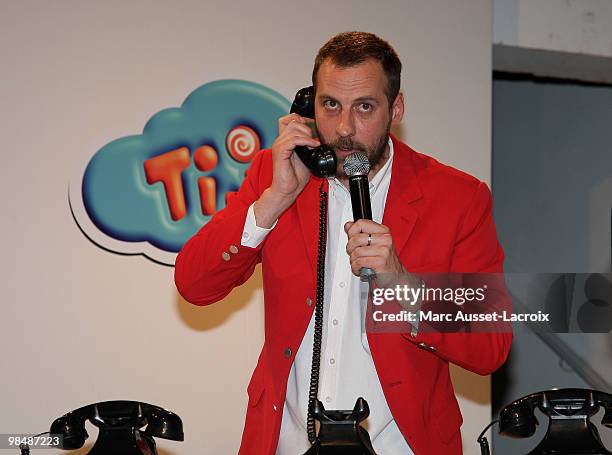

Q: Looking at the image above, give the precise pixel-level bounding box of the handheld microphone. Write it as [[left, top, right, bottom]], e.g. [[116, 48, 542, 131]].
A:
[[343, 152, 375, 279]]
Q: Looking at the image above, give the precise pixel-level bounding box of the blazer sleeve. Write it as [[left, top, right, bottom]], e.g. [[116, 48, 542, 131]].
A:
[[402, 182, 513, 375], [174, 150, 270, 305]]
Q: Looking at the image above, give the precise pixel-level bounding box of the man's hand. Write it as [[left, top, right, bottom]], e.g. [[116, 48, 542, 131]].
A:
[[346, 219, 422, 313], [270, 113, 318, 199], [254, 113, 319, 228], [345, 219, 406, 278]]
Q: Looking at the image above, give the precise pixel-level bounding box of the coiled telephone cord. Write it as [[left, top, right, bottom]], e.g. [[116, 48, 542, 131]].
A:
[[306, 182, 328, 444]]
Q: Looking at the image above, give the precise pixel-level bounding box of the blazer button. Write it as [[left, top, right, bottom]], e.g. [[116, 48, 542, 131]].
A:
[[221, 252, 231, 261], [284, 347, 292, 358], [229, 244, 239, 254], [306, 297, 313, 307]]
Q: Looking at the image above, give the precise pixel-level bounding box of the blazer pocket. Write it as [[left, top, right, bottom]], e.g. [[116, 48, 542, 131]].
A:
[[432, 399, 463, 444]]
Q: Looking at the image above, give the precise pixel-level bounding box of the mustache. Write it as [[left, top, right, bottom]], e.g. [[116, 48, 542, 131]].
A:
[[326, 137, 368, 152]]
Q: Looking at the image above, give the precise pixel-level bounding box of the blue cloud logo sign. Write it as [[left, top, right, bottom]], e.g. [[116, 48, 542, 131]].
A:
[[71, 80, 290, 266]]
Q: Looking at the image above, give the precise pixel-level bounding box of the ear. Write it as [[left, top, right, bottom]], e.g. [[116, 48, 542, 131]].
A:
[[390, 92, 404, 125]]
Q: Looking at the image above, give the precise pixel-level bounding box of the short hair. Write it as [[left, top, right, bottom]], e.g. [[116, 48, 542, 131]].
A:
[[312, 31, 402, 107]]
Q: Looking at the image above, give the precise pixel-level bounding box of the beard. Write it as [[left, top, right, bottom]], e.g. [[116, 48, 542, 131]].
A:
[[319, 121, 392, 179]]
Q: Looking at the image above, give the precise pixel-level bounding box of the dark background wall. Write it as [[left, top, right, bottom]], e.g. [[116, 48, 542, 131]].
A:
[[492, 77, 612, 453]]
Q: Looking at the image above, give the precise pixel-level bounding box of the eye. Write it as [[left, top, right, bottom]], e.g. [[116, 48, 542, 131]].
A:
[[358, 103, 372, 113], [323, 99, 339, 110]]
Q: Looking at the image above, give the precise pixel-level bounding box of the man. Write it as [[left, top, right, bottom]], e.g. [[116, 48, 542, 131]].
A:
[[175, 31, 512, 454]]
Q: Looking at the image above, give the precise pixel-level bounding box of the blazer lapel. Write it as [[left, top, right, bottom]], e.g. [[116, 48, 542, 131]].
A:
[[382, 136, 423, 255], [296, 177, 329, 278]]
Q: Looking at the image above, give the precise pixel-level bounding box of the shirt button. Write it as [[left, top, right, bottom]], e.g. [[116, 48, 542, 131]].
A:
[[339, 282, 345, 288], [332, 319, 338, 326], [329, 358, 335, 365], [325, 396, 332, 404], [284, 347, 292, 358], [229, 244, 239, 254], [306, 297, 313, 307], [242, 232, 249, 239], [273, 404, 278, 412], [221, 252, 231, 261]]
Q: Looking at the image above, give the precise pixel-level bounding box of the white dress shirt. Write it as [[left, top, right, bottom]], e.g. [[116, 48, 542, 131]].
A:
[[241, 139, 414, 454]]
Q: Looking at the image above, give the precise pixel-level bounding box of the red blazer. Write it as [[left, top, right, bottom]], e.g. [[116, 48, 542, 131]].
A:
[[175, 136, 512, 454]]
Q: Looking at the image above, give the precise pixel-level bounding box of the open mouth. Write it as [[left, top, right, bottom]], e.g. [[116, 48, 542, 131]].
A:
[[336, 149, 357, 157]]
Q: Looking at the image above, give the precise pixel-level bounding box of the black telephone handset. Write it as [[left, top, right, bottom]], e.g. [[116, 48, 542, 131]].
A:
[[290, 86, 337, 178], [50, 400, 183, 455], [493, 388, 612, 454]]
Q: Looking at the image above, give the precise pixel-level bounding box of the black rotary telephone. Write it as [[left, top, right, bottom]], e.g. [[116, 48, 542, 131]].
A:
[[478, 388, 612, 454], [290, 86, 337, 178], [49, 400, 183, 455], [304, 398, 376, 454]]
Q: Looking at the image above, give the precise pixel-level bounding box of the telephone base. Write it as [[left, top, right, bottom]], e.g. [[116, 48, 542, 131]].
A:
[[303, 398, 377, 455], [528, 418, 611, 455]]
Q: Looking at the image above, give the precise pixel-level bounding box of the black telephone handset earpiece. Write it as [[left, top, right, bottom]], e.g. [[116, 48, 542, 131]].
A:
[[496, 388, 612, 454], [50, 400, 183, 454], [290, 86, 337, 178]]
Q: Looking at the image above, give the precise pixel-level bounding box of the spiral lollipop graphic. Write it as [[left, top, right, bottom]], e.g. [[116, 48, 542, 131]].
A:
[[226, 125, 261, 163]]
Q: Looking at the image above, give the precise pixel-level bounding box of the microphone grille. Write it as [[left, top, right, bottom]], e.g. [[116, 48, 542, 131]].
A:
[[343, 152, 370, 176]]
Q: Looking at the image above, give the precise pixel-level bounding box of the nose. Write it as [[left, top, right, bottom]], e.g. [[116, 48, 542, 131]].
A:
[[336, 109, 355, 138]]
